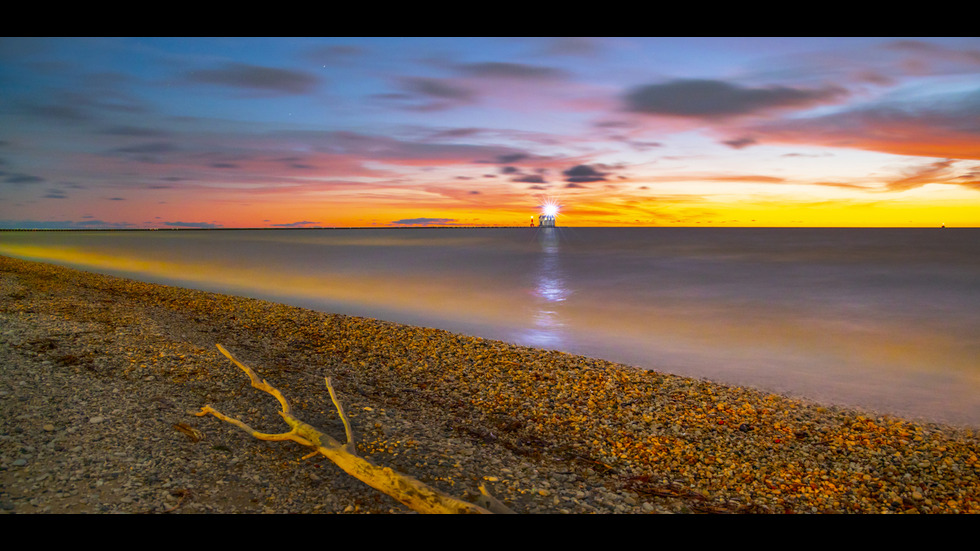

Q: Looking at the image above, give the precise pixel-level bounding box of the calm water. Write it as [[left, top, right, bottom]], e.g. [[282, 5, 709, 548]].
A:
[[3, 227, 979, 427]]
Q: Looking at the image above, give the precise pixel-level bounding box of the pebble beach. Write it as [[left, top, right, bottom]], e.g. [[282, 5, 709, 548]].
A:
[[2, 254, 979, 514]]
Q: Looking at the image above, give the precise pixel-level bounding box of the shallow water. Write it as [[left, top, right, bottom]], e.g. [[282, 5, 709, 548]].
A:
[[3, 227, 979, 426]]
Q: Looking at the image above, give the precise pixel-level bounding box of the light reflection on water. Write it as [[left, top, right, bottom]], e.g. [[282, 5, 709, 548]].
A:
[[2, 227, 980, 427], [523, 228, 569, 349]]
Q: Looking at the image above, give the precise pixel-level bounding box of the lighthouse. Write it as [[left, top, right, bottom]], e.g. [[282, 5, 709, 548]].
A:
[[538, 203, 558, 228]]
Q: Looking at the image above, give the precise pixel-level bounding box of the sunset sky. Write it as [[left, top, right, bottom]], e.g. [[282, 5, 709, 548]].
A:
[[1, 37, 978, 229]]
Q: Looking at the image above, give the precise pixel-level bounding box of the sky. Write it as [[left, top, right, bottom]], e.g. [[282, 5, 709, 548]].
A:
[[1, 36, 979, 229]]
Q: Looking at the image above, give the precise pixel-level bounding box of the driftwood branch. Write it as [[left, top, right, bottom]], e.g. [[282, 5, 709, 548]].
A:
[[194, 344, 510, 514]]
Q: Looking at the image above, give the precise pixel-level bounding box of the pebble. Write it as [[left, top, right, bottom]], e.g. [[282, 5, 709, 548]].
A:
[[2, 254, 980, 514]]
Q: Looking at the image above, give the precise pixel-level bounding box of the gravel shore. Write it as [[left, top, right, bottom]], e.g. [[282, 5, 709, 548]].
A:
[[2, 254, 979, 514]]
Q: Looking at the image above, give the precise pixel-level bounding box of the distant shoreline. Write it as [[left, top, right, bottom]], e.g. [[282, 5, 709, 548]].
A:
[[0, 225, 970, 232]]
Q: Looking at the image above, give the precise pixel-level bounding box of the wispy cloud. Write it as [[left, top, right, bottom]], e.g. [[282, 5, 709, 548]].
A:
[[184, 62, 320, 95], [623, 79, 848, 120], [163, 221, 222, 228], [391, 217, 458, 226], [455, 61, 569, 81], [745, 88, 980, 160]]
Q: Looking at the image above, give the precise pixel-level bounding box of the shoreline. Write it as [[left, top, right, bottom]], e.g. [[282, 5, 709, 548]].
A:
[[2, 254, 978, 513]]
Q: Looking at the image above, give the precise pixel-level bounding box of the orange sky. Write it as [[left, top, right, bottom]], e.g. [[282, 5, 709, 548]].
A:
[[2, 37, 979, 229]]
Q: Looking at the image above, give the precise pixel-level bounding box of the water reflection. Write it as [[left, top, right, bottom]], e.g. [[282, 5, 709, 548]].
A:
[[522, 228, 570, 348]]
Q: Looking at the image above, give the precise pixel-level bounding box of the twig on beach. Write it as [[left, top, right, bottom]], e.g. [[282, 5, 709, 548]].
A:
[[194, 344, 509, 514]]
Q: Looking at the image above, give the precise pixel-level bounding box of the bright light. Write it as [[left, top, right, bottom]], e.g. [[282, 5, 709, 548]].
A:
[[542, 203, 559, 217]]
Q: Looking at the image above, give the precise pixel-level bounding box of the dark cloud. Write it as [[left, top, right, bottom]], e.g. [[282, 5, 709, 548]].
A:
[[391, 217, 458, 226], [4, 173, 45, 184], [24, 103, 89, 123], [108, 141, 181, 164], [185, 62, 319, 95], [511, 174, 547, 184], [456, 61, 568, 80], [382, 78, 476, 111], [400, 77, 474, 101], [563, 164, 608, 183], [274, 156, 315, 170], [495, 153, 530, 164], [112, 142, 180, 155], [163, 221, 222, 228], [624, 79, 847, 120], [271, 221, 320, 227], [0, 219, 134, 229], [723, 136, 758, 149], [427, 127, 484, 140], [499, 166, 520, 174], [43, 188, 67, 199], [277, 130, 529, 167], [209, 162, 239, 169], [101, 125, 170, 138]]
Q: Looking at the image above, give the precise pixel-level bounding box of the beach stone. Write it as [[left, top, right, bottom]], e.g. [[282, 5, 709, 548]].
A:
[[3, 254, 980, 515]]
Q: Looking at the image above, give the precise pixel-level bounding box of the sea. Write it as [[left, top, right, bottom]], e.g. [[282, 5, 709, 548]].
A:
[[2, 227, 978, 427]]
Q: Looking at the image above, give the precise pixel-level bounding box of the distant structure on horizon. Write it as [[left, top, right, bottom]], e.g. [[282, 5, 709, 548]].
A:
[[538, 213, 556, 228]]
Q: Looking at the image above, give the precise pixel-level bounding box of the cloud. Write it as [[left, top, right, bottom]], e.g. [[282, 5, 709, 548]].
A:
[[623, 79, 847, 120], [185, 62, 319, 95], [163, 221, 222, 228], [494, 152, 531, 164], [886, 159, 959, 192], [722, 136, 757, 149], [0, 219, 134, 229], [563, 164, 608, 183], [456, 61, 569, 81], [746, 88, 980, 160], [512, 174, 547, 184], [278, 130, 532, 167], [400, 77, 474, 101], [427, 127, 485, 140], [271, 221, 320, 227], [391, 217, 457, 226], [112, 142, 180, 155], [74, 219, 134, 228], [23, 103, 90, 123], [101, 125, 170, 138], [385, 77, 476, 111], [3, 173, 45, 184]]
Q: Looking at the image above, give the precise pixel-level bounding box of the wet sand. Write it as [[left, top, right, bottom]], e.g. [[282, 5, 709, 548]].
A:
[[1, 254, 978, 513]]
